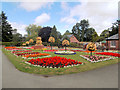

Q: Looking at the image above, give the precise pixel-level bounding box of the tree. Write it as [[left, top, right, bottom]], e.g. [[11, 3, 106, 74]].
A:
[[63, 30, 71, 36], [38, 27, 52, 42], [62, 39, 70, 51], [26, 24, 42, 41], [80, 19, 89, 41], [72, 19, 89, 41], [50, 25, 57, 40], [1, 11, 13, 42], [92, 31, 99, 42], [109, 21, 118, 36], [100, 29, 110, 41], [48, 36, 55, 50]]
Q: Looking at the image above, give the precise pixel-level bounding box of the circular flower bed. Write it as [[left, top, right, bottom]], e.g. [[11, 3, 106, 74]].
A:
[[26, 56, 83, 68], [80, 55, 113, 63], [55, 51, 76, 55]]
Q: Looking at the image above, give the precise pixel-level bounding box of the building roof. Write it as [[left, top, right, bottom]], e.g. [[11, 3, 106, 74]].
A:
[[107, 34, 118, 40]]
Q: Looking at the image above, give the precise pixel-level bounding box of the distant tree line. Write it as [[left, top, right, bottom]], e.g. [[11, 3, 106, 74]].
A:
[[1, 11, 118, 45]]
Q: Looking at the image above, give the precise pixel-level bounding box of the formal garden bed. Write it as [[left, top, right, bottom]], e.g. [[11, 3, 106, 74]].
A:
[[80, 55, 113, 63], [2, 46, 119, 75]]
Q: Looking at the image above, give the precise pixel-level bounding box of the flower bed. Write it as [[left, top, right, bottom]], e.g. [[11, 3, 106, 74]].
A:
[[80, 55, 113, 63], [81, 51, 96, 53], [15, 52, 40, 56], [12, 50, 32, 54], [70, 50, 82, 52], [25, 56, 83, 68], [95, 52, 120, 58], [44, 50, 58, 52], [23, 53, 50, 58], [55, 51, 76, 55]]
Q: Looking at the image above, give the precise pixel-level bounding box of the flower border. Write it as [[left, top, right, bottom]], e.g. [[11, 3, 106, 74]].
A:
[[80, 55, 114, 63]]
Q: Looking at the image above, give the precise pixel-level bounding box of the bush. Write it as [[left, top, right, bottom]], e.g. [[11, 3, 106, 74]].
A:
[[2, 42, 22, 46], [42, 42, 49, 46], [70, 43, 82, 48]]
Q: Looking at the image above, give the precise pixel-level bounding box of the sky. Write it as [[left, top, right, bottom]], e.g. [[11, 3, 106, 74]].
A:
[[1, 0, 119, 36]]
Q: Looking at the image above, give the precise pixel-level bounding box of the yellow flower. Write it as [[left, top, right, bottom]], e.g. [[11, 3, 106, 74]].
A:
[[22, 43, 26, 46], [26, 41, 29, 44], [86, 42, 96, 51], [29, 39, 34, 43], [36, 37, 41, 40], [62, 39, 69, 46], [48, 37, 55, 43]]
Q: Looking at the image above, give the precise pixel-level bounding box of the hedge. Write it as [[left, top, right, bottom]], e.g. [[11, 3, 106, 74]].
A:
[[1, 42, 22, 46]]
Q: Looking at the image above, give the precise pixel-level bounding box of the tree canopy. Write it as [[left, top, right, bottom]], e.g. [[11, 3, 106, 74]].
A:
[[72, 19, 89, 42], [25, 24, 42, 41], [1, 11, 13, 42], [38, 27, 52, 42]]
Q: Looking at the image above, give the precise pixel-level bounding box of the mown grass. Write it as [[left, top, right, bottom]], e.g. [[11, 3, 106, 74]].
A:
[[2, 48, 119, 75]]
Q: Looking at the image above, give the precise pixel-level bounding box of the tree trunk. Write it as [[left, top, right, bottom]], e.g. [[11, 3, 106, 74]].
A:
[[90, 51, 92, 56]]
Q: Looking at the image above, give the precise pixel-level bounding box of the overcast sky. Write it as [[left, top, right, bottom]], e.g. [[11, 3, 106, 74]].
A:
[[1, 0, 119, 36]]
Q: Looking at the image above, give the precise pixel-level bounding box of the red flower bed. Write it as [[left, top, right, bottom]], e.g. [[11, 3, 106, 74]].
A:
[[95, 52, 120, 58], [12, 50, 32, 54], [44, 50, 58, 52], [27, 56, 83, 68], [15, 52, 40, 56]]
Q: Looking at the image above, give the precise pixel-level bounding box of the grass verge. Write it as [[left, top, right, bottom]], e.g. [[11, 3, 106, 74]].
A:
[[2, 48, 119, 75]]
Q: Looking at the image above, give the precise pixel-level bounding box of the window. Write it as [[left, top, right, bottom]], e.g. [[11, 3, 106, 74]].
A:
[[110, 41, 116, 47]]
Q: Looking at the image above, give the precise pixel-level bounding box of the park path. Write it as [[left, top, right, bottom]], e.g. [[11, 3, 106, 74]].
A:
[[1, 49, 118, 88]]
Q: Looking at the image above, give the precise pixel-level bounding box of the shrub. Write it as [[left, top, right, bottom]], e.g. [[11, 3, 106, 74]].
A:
[[70, 43, 82, 48], [42, 42, 49, 46], [2, 42, 22, 46]]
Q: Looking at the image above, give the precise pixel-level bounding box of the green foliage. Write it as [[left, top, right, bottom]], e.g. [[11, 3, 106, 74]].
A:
[[63, 30, 71, 36], [100, 29, 110, 41], [70, 43, 83, 48], [92, 31, 99, 42], [2, 42, 21, 46], [1, 11, 13, 42], [26, 24, 42, 41], [109, 21, 118, 36], [42, 42, 49, 46], [72, 19, 89, 41]]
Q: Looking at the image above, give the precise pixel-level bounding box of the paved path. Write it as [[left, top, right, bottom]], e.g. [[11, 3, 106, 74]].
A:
[[2, 49, 118, 88]]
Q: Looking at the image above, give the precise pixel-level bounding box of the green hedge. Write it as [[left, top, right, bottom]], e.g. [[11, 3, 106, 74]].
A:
[[70, 43, 83, 48], [2, 42, 22, 46]]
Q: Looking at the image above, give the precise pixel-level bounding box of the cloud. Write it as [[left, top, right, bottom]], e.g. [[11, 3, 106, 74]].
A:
[[34, 13, 50, 25], [61, 2, 69, 11], [9, 22, 27, 36], [60, 17, 77, 24], [60, 1, 118, 35], [19, 2, 53, 12]]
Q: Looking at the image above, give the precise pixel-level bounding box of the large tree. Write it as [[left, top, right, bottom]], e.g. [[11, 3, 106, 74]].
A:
[[72, 19, 89, 41], [100, 29, 110, 41], [63, 30, 71, 36], [1, 11, 13, 42], [80, 19, 89, 41], [50, 25, 58, 40], [85, 27, 96, 41], [38, 27, 52, 42], [109, 21, 118, 36], [25, 24, 42, 41]]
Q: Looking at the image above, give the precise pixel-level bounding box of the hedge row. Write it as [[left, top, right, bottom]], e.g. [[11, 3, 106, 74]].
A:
[[1, 42, 22, 46]]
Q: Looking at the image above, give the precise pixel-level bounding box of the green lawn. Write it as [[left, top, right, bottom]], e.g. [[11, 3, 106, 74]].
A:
[[2, 48, 119, 75]]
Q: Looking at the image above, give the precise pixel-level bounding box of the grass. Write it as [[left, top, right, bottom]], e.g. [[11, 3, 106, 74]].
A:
[[2, 48, 119, 75]]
